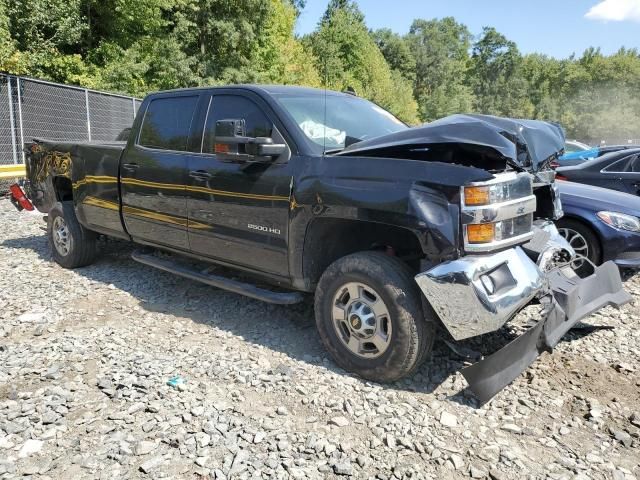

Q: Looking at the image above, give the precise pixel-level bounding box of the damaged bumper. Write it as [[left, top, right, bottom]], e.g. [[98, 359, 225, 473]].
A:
[[415, 224, 631, 402], [415, 247, 544, 341]]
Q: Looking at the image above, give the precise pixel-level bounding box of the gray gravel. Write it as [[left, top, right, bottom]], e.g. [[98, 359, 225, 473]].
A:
[[1, 200, 639, 479]]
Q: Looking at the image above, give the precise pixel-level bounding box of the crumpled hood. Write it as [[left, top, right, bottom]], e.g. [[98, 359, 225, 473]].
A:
[[339, 114, 566, 172]]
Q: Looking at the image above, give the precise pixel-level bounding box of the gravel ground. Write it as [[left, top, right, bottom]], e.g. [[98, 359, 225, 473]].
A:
[[1, 199, 639, 480]]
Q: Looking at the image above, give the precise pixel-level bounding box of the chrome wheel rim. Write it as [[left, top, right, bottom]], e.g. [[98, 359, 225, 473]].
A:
[[558, 227, 588, 269], [52, 216, 72, 256], [331, 282, 392, 359]]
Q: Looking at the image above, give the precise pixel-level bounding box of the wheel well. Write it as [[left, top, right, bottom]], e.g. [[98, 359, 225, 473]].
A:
[[53, 176, 73, 202], [556, 215, 602, 263], [302, 218, 424, 286]]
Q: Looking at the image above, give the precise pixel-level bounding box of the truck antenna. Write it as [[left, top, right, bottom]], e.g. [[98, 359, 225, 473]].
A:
[[323, 58, 328, 156]]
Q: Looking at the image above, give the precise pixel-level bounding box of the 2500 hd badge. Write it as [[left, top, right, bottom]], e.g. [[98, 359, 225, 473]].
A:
[[248, 223, 281, 235]]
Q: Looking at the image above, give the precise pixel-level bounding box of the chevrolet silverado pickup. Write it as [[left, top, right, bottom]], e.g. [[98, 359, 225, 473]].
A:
[[11, 85, 631, 402]]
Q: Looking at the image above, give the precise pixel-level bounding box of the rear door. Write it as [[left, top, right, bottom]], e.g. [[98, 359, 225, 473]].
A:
[[186, 92, 293, 277], [618, 154, 640, 196], [121, 92, 200, 250], [601, 154, 640, 195]]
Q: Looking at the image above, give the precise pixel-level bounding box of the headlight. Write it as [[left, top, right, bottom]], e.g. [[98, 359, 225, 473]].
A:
[[463, 175, 533, 207], [461, 172, 536, 252], [597, 211, 640, 232], [466, 215, 534, 245]]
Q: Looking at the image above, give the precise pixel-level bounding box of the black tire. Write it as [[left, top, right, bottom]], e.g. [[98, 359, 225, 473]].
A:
[[47, 201, 97, 268], [556, 218, 601, 277], [314, 251, 435, 383]]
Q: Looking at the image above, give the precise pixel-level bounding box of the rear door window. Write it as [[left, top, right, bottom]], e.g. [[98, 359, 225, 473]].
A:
[[138, 96, 199, 151], [603, 154, 639, 173]]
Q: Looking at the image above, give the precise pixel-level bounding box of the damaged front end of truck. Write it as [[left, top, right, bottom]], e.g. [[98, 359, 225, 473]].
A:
[[341, 114, 632, 402]]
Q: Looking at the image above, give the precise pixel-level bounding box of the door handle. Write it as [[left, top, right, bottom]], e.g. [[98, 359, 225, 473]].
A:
[[189, 170, 212, 180], [122, 162, 139, 172]]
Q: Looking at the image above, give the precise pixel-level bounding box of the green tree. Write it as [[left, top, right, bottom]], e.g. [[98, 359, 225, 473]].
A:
[[180, 0, 272, 82], [95, 37, 199, 96], [87, 0, 320, 94], [3, 0, 85, 52], [253, 0, 320, 86], [1, 0, 638, 142], [0, 0, 92, 81], [372, 28, 415, 82], [566, 48, 640, 141], [469, 27, 533, 117], [0, 0, 18, 71], [321, 0, 364, 24], [83, 0, 173, 51], [306, 4, 418, 123], [406, 17, 474, 121]]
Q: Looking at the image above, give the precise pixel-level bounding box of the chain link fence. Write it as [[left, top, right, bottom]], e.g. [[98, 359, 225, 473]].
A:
[[1, 72, 141, 190]]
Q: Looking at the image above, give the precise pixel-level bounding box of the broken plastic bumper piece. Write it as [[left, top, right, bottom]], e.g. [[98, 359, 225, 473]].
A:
[[461, 261, 630, 402], [415, 239, 631, 402]]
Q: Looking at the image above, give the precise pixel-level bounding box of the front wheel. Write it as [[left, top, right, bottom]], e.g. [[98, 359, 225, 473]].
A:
[[47, 201, 98, 268], [314, 251, 435, 383]]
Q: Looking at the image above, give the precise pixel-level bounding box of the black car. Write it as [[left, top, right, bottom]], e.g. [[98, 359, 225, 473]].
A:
[[556, 148, 640, 196]]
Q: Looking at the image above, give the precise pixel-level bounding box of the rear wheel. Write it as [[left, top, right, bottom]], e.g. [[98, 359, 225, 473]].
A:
[[48, 201, 97, 268], [314, 251, 435, 383], [556, 218, 601, 276]]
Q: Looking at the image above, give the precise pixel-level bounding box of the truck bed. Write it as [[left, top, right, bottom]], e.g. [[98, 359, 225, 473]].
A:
[[26, 139, 127, 238]]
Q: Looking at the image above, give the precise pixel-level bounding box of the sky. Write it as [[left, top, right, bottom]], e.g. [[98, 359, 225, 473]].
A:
[[296, 0, 640, 59]]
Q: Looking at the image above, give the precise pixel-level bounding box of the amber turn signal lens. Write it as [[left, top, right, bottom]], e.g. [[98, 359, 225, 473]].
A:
[[464, 186, 490, 206], [214, 143, 230, 153], [467, 223, 495, 243]]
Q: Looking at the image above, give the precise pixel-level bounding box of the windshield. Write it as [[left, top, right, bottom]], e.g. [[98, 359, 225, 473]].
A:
[[565, 140, 591, 152], [275, 93, 407, 151]]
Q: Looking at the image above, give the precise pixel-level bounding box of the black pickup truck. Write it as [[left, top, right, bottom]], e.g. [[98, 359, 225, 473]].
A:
[[12, 85, 631, 401]]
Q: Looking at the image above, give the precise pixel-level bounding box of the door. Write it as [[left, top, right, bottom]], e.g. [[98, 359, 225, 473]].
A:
[[618, 155, 640, 195], [600, 154, 640, 195], [121, 93, 200, 250], [186, 93, 293, 277]]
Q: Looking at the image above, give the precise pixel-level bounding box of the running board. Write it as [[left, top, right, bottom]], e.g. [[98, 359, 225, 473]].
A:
[[131, 251, 304, 305]]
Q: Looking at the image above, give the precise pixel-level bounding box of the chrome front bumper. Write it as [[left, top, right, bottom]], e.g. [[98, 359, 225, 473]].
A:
[[415, 222, 573, 341], [415, 222, 631, 402], [415, 247, 543, 340]]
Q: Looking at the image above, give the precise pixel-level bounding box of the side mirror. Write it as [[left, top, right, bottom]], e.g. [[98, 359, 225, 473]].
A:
[[213, 119, 286, 161], [247, 137, 287, 158]]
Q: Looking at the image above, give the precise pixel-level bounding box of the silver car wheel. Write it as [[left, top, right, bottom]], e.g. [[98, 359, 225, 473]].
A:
[[331, 282, 392, 359], [558, 227, 589, 269], [52, 216, 72, 256]]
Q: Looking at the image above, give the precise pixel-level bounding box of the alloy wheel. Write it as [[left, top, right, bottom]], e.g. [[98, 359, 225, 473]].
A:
[[558, 227, 589, 269]]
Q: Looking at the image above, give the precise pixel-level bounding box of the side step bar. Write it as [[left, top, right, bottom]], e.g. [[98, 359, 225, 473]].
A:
[[131, 251, 304, 305]]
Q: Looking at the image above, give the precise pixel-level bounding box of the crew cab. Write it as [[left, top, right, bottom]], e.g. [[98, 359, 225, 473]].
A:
[[11, 85, 630, 402]]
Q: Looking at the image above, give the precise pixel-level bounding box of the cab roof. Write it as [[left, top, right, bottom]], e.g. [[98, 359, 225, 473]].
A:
[[149, 84, 352, 98]]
